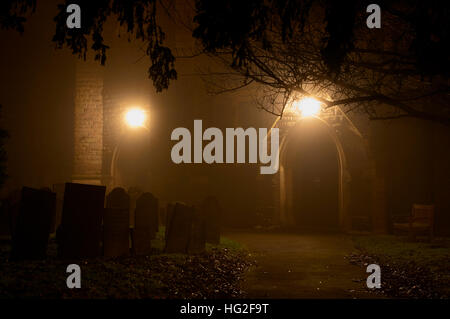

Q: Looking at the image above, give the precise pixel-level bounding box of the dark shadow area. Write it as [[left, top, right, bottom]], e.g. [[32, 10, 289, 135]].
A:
[[287, 120, 339, 231]]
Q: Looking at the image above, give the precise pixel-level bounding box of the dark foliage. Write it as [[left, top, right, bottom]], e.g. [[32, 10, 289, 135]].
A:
[[0, 239, 252, 298], [193, 0, 450, 125], [348, 251, 449, 299], [1, 1, 449, 123], [0, 0, 177, 92], [0, 0, 36, 33], [52, 0, 177, 92]]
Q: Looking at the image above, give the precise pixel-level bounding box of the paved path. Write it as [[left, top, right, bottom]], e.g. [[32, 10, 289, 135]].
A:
[[225, 230, 380, 299]]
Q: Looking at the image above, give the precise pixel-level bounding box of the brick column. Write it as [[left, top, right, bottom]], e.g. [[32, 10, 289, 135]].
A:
[[72, 60, 104, 185]]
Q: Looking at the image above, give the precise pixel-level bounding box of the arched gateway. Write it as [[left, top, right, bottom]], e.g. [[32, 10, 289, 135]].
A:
[[273, 106, 376, 232]]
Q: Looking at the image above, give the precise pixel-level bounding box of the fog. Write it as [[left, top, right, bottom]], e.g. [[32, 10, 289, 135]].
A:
[[0, 1, 449, 234]]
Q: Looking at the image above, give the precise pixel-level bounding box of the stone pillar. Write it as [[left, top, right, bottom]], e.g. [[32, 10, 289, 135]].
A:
[[72, 60, 104, 185]]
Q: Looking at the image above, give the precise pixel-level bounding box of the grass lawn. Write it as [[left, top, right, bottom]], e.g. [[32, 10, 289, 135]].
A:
[[0, 228, 251, 299], [350, 235, 450, 298]]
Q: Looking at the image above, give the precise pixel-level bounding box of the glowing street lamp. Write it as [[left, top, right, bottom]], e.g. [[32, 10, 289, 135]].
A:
[[111, 107, 149, 187], [292, 97, 322, 117], [125, 108, 147, 128]]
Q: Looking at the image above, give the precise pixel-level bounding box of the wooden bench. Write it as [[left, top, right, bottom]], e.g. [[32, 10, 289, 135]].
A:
[[393, 204, 434, 241]]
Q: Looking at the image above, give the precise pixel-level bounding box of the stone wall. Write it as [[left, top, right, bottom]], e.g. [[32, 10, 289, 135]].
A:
[[72, 60, 104, 185]]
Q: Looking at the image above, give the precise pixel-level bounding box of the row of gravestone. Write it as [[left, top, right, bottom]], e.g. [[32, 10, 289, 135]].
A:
[[7, 183, 221, 260], [9, 183, 158, 260], [165, 196, 221, 254], [102, 187, 159, 257]]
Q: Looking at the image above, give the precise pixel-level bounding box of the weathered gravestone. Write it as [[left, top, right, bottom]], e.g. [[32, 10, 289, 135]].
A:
[[201, 196, 221, 245], [165, 203, 175, 241], [10, 187, 56, 260], [128, 187, 142, 229], [188, 206, 206, 254], [0, 189, 21, 238], [165, 202, 194, 254], [0, 204, 9, 237], [104, 187, 130, 257], [159, 205, 167, 228], [134, 192, 158, 255], [57, 183, 106, 259]]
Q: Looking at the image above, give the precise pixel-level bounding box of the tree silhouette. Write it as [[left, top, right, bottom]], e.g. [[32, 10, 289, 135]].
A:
[[1, 0, 176, 92], [192, 0, 450, 125], [1, 0, 449, 124]]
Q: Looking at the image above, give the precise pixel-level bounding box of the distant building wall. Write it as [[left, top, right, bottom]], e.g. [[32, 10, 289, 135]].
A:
[[372, 118, 450, 236]]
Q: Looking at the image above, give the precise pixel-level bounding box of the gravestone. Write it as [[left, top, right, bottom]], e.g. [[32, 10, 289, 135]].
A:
[[188, 206, 206, 254], [128, 187, 142, 229], [201, 196, 221, 245], [104, 187, 130, 257], [57, 183, 106, 259], [0, 189, 21, 238], [165, 203, 175, 240], [165, 202, 194, 254], [134, 192, 158, 255], [0, 203, 9, 237], [10, 187, 56, 260], [159, 205, 167, 228]]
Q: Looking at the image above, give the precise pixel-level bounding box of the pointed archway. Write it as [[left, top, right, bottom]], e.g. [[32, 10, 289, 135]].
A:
[[274, 107, 375, 232]]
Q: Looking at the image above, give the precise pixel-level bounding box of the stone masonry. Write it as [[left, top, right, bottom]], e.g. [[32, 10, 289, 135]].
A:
[[72, 60, 104, 185]]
